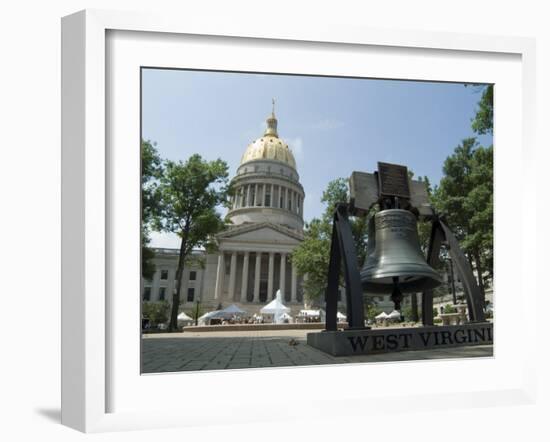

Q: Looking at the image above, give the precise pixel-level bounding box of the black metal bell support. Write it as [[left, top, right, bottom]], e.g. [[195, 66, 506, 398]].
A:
[[325, 203, 366, 331], [324, 202, 486, 330], [421, 215, 486, 325]]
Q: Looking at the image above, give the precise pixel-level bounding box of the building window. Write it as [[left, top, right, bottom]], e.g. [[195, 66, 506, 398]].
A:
[[159, 287, 166, 301], [143, 287, 151, 301], [187, 287, 195, 302], [189, 271, 196, 281], [160, 270, 168, 280]]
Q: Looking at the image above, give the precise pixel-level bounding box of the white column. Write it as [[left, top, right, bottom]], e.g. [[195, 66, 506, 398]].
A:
[[254, 252, 261, 302], [214, 253, 225, 299], [228, 252, 237, 300], [267, 252, 275, 299], [259, 185, 264, 207], [270, 184, 274, 207], [285, 188, 292, 210], [246, 185, 251, 207], [254, 184, 258, 206], [240, 251, 250, 302], [285, 187, 289, 210], [279, 253, 286, 299], [291, 261, 297, 302]]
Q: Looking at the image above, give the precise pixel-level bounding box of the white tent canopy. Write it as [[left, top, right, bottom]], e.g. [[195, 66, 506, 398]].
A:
[[337, 312, 347, 320], [375, 311, 388, 320], [197, 310, 221, 325], [260, 294, 290, 314], [260, 290, 290, 323], [219, 304, 247, 315], [386, 310, 401, 319], [298, 309, 321, 317], [177, 311, 193, 321], [198, 310, 219, 320], [279, 312, 293, 322]]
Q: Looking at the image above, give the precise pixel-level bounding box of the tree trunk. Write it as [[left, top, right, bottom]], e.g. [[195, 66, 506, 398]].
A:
[[474, 251, 486, 304], [169, 227, 189, 331]]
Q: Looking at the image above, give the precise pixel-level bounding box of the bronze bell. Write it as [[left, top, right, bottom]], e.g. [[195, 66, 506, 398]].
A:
[[361, 209, 442, 294]]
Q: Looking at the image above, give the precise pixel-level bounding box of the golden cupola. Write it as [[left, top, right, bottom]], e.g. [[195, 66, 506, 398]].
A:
[[227, 100, 305, 232], [240, 105, 297, 170]]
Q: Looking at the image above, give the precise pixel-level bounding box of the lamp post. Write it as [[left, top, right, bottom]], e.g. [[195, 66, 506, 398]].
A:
[[193, 300, 201, 326]]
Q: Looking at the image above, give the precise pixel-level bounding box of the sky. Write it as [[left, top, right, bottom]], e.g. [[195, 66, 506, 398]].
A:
[[142, 68, 492, 248]]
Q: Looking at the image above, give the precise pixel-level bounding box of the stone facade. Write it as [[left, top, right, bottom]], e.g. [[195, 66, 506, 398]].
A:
[[142, 108, 320, 315]]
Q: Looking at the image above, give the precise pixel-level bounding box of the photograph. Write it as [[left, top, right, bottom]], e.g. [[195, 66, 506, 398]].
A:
[[139, 68, 494, 373]]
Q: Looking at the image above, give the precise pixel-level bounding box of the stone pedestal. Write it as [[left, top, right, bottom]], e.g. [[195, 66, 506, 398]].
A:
[[307, 323, 493, 357]]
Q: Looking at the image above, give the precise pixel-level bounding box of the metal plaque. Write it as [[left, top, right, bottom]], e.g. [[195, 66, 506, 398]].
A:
[[377, 162, 410, 199], [349, 168, 433, 218], [349, 171, 379, 215], [409, 179, 433, 218]]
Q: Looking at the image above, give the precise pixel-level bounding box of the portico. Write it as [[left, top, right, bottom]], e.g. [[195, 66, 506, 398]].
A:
[[214, 250, 300, 303], [214, 222, 304, 305]]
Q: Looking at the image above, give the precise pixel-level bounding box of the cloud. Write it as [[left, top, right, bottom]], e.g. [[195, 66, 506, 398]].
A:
[[309, 119, 345, 131], [149, 231, 181, 249], [285, 136, 304, 161]]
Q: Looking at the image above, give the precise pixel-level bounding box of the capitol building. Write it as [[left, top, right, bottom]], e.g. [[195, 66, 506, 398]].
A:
[[142, 108, 313, 314]]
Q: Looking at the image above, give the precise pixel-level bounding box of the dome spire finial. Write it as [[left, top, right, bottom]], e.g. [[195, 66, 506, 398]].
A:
[[264, 99, 278, 137]]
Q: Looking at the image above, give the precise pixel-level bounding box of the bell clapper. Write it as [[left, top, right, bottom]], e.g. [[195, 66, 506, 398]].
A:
[[391, 276, 403, 312]]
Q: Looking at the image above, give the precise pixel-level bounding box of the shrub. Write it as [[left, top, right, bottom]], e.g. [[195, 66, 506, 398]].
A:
[[142, 301, 170, 326], [365, 304, 382, 322], [443, 304, 457, 314]]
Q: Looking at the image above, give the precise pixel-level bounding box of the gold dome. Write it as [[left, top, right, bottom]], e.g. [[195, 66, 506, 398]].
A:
[[240, 110, 297, 170]]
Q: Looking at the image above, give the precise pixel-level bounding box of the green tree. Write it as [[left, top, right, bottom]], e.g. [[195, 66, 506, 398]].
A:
[[432, 138, 493, 299], [291, 218, 331, 300], [291, 178, 369, 302], [443, 304, 457, 314], [471, 85, 493, 135], [407, 171, 433, 322], [365, 304, 382, 322], [142, 301, 170, 326], [141, 140, 163, 280], [154, 154, 230, 331], [186, 302, 205, 326]]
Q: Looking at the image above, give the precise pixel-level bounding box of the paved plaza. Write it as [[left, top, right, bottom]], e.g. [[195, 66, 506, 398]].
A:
[[141, 329, 493, 373]]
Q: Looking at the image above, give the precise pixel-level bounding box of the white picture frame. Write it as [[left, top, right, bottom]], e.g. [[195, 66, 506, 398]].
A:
[[61, 9, 537, 433]]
